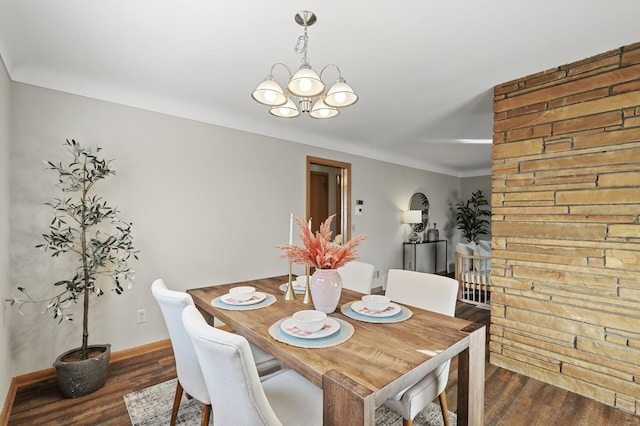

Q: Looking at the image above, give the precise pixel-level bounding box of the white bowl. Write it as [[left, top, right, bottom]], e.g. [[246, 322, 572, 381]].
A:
[[292, 310, 327, 333], [362, 295, 390, 312], [229, 286, 256, 301], [295, 275, 311, 286]]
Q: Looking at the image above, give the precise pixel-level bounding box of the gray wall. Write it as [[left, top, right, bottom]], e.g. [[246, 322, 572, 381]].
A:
[[0, 56, 11, 407], [461, 175, 491, 202], [8, 82, 465, 375]]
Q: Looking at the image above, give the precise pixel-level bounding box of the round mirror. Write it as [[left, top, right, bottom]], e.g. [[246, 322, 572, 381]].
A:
[[408, 193, 429, 233]]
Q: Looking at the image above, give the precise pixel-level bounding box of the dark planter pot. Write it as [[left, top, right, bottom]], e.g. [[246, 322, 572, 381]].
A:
[[53, 343, 111, 398]]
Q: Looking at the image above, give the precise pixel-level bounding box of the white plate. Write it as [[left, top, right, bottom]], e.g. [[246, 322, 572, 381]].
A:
[[280, 317, 340, 339], [279, 284, 305, 295], [219, 291, 267, 306], [351, 301, 401, 318], [281, 282, 306, 290]]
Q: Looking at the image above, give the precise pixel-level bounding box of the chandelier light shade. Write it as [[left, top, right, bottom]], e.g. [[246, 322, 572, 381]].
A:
[[288, 66, 325, 98], [310, 98, 339, 119], [324, 77, 358, 108], [251, 77, 288, 106], [270, 98, 301, 118], [251, 11, 358, 119]]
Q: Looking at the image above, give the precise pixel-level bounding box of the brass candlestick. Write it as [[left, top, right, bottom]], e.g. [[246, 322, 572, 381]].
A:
[[303, 265, 312, 304], [285, 260, 296, 300]]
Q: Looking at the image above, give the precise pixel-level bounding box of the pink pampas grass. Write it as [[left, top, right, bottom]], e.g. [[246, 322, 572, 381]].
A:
[[276, 215, 367, 270]]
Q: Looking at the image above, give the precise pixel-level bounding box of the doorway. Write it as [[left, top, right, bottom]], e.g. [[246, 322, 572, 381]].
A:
[[306, 156, 351, 241], [310, 171, 329, 233]]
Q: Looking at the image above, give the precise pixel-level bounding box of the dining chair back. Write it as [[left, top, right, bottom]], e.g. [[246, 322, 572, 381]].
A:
[[182, 305, 323, 426], [383, 269, 458, 426], [385, 269, 458, 316], [151, 279, 211, 426], [338, 260, 375, 294]]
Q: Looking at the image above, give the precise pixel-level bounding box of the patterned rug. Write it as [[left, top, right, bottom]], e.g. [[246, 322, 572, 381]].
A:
[[124, 378, 457, 425]]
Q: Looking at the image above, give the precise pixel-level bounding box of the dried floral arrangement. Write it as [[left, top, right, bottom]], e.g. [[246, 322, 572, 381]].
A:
[[277, 215, 367, 269]]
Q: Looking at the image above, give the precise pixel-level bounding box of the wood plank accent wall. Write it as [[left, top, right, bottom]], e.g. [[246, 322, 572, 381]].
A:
[[491, 41, 640, 415]]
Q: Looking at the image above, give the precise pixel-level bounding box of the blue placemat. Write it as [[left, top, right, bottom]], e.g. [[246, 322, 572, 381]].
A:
[[269, 317, 354, 348], [212, 293, 276, 310], [340, 301, 412, 323], [278, 282, 306, 294]]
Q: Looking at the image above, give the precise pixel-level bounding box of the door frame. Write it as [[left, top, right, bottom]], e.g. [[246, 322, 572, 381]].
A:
[[306, 156, 351, 241]]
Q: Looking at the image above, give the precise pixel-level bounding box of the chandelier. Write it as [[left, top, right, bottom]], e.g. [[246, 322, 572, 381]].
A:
[[251, 11, 358, 119]]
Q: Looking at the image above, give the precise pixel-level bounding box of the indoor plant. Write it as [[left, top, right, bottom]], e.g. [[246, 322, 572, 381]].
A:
[[8, 139, 138, 398], [277, 215, 367, 312], [454, 189, 491, 243]]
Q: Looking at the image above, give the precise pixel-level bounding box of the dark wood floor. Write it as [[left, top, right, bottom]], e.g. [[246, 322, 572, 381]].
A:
[[8, 304, 640, 425]]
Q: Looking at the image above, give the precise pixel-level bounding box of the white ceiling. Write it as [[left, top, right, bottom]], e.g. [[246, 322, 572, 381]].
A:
[[1, 1, 639, 177]]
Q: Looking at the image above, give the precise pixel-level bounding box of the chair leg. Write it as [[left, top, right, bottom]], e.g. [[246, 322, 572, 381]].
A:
[[201, 403, 212, 426], [170, 380, 184, 426], [438, 390, 451, 426], [402, 418, 413, 426]]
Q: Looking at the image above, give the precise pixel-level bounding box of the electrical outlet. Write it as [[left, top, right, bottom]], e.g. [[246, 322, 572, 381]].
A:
[[136, 309, 146, 324]]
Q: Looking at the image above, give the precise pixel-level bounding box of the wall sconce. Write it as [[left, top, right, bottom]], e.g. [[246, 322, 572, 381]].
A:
[[402, 210, 423, 243]]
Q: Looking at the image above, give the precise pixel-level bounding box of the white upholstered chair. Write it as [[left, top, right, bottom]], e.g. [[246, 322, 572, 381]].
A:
[[383, 269, 459, 426], [182, 304, 323, 426], [151, 279, 212, 426], [337, 260, 375, 294], [151, 279, 282, 425]]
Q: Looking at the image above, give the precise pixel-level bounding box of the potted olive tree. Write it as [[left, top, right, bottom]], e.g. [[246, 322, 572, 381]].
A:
[[454, 189, 491, 243], [8, 139, 138, 398]]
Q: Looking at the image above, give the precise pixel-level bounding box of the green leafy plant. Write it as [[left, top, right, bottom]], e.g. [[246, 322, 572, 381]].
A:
[[8, 139, 138, 359], [454, 189, 491, 243]]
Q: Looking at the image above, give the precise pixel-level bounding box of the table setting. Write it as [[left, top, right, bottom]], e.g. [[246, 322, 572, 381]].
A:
[[278, 274, 309, 294], [211, 285, 276, 310], [340, 294, 413, 323], [268, 309, 355, 348]]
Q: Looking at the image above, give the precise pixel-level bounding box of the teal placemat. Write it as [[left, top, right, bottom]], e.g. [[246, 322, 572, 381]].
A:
[[340, 301, 412, 323], [269, 317, 354, 348], [212, 293, 276, 310]]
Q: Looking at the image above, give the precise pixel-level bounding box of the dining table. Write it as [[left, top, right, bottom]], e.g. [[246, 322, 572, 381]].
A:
[[187, 275, 485, 426]]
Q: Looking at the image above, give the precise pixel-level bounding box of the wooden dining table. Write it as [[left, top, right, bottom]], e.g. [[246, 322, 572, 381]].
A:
[[188, 275, 485, 426]]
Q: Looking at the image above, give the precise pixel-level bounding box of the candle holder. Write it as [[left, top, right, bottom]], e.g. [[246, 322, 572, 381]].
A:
[[285, 260, 296, 300], [303, 265, 313, 304]]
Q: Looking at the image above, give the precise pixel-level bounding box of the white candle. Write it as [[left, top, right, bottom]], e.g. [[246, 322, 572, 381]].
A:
[[289, 213, 293, 244]]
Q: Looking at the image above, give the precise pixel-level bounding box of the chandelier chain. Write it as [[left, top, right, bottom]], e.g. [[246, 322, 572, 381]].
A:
[[294, 26, 310, 66]]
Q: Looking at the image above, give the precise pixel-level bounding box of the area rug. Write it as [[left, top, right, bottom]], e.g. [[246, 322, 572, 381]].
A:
[[124, 378, 457, 425]]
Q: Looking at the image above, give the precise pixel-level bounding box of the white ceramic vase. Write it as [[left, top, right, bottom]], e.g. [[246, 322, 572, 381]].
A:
[[310, 269, 342, 313]]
